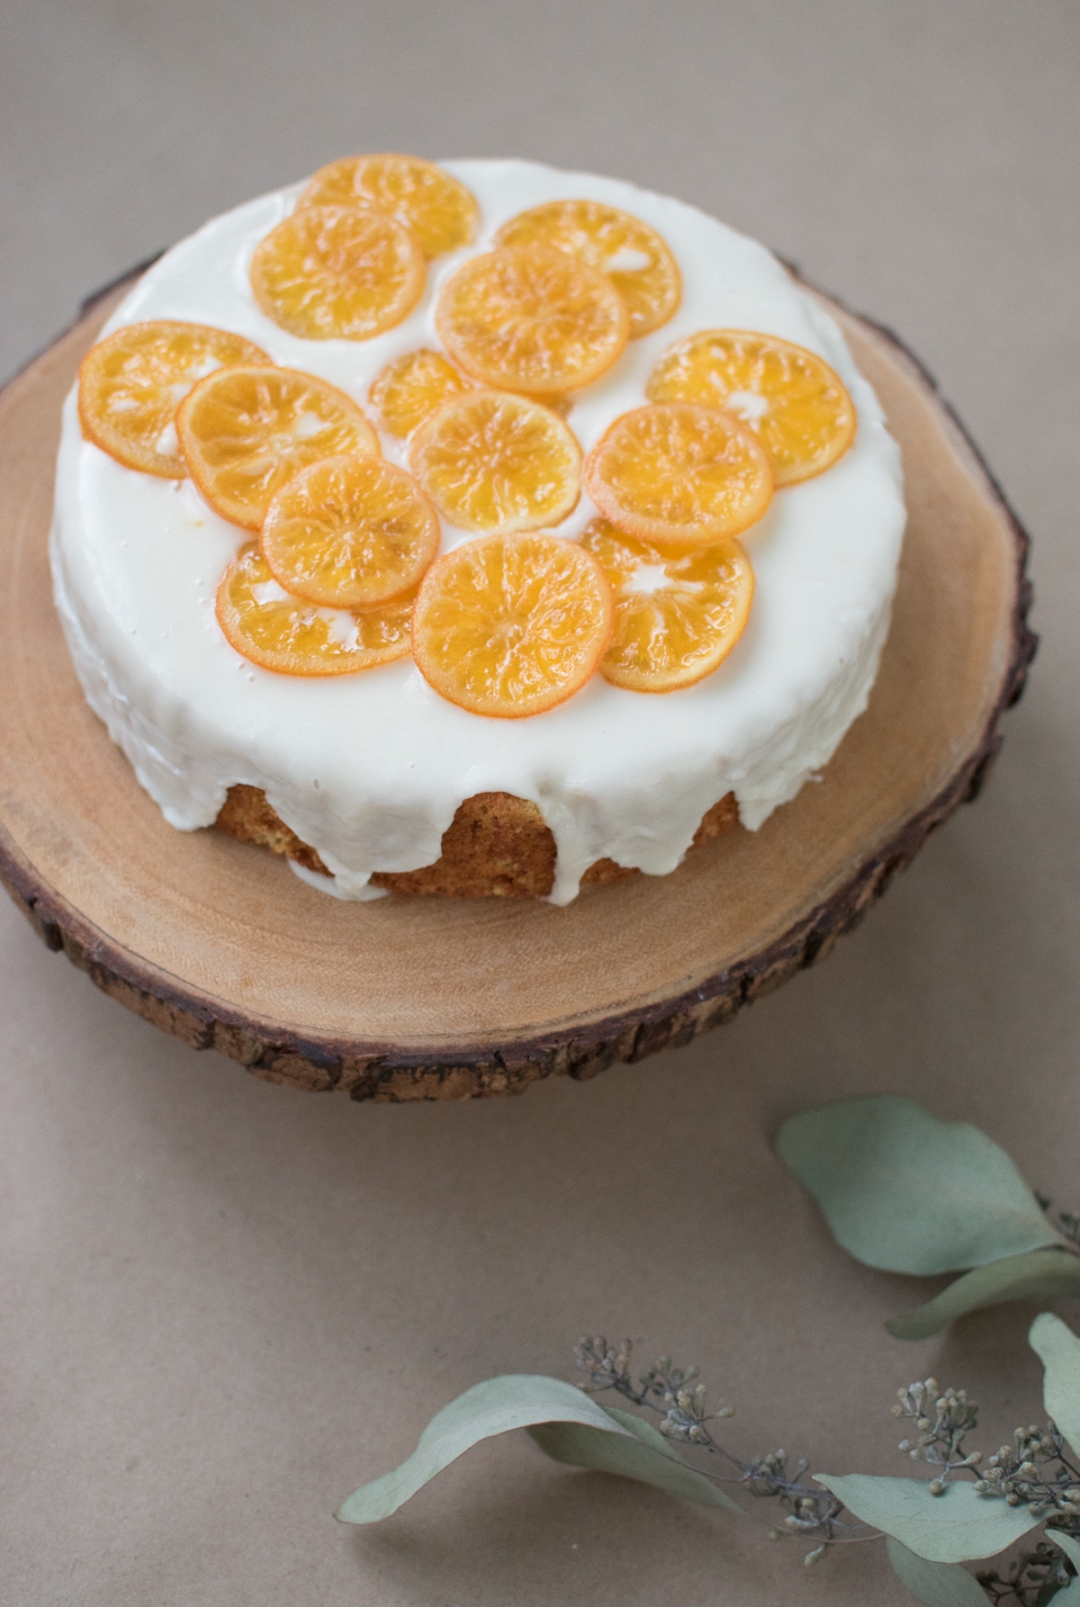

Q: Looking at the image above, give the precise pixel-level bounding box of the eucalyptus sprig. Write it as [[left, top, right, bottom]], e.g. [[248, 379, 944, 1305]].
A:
[[335, 1096, 1080, 1604], [571, 1335, 863, 1556], [776, 1096, 1080, 1338], [337, 1314, 1080, 1606]]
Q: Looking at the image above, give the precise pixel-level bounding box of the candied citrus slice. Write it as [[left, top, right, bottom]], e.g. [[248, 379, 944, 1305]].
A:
[[250, 205, 424, 340], [217, 544, 412, 677], [261, 453, 440, 609], [409, 390, 581, 534], [580, 517, 754, 691], [299, 155, 478, 259], [177, 365, 379, 530], [494, 200, 680, 338], [585, 402, 773, 546], [369, 349, 470, 436], [534, 393, 573, 419], [646, 329, 856, 486], [436, 246, 629, 394], [412, 532, 613, 718], [78, 320, 272, 478]]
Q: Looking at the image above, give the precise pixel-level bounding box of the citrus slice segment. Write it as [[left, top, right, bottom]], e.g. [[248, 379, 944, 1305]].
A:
[[494, 199, 680, 338], [435, 245, 629, 394], [409, 390, 581, 534], [646, 329, 856, 485], [412, 532, 613, 718], [369, 349, 471, 437], [299, 155, 478, 259], [78, 320, 272, 478], [177, 365, 379, 530], [250, 205, 424, 340], [580, 517, 754, 691], [217, 544, 412, 677], [260, 453, 440, 609], [584, 402, 773, 546]]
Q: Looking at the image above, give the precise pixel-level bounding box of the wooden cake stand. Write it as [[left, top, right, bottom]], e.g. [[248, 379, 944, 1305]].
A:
[[0, 273, 1035, 1099]]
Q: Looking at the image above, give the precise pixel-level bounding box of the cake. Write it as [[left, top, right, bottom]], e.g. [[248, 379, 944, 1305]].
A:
[[51, 157, 906, 905]]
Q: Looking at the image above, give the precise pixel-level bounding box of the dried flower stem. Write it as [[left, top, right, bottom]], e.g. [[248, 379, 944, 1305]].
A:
[[574, 1337, 870, 1554], [574, 1337, 1080, 1599]]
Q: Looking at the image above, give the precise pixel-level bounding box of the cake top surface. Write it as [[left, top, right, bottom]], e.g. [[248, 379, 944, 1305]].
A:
[[54, 158, 906, 902]]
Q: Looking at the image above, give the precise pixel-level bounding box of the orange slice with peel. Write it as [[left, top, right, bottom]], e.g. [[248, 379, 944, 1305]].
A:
[[412, 532, 613, 718], [436, 245, 629, 395], [250, 205, 424, 340], [299, 155, 478, 259], [409, 390, 581, 534], [581, 517, 754, 692], [495, 199, 680, 338], [177, 365, 378, 531], [370, 349, 470, 437], [260, 453, 440, 610], [646, 329, 856, 486], [217, 544, 412, 677], [533, 393, 574, 419], [78, 320, 271, 478], [585, 402, 773, 547]]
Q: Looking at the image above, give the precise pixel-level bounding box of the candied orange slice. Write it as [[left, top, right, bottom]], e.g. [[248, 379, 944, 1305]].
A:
[[436, 246, 628, 395], [409, 390, 581, 534], [412, 532, 613, 718], [581, 517, 754, 691], [495, 200, 680, 338], [177, 365, 378, 530], [646, 329, 856, 486], [585, 402, 773, 546], [250, 205, 424, 340], [261, 453, 440, 609], [535, 393, 574, 419], [78, 320, 271, 478], [217, 545, 413, 677], [299, 155, 478, 259], [369, 349, 470, 437]]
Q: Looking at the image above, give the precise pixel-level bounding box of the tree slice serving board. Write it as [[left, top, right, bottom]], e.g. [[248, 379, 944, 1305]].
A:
[[0, 273, 1035, 1100]]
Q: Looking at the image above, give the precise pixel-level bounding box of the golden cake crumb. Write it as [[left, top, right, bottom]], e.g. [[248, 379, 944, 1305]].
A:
[[214, 785, 739, 898]]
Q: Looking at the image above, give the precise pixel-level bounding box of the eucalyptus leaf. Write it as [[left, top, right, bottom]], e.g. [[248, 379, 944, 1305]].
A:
[[885, 1536, 989, 1605], [887, 1249, 1080, 1340], [812, 1473, 1041, 1561], [1051, 1531, 1080, 1572], [776, 1096, 1062, 1274], [1031, 1314, 1080, 1455], [1048, 1531, 1080, 1604], [337, 1374, 653, 1524], [529, 1406, 743, 1512]]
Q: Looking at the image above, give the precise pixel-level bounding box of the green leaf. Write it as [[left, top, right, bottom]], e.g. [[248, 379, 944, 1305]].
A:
[[812, 1473, 1042, 1561], [528, 1405, 743, 1512], [887, 1249, 1080, 1339], [885, 1537, 989, 1605], [1051, 1531, 1080, 1572], [1048, 1532, 1080, 1604], [776, 1096, 1062, 1274], [335, 1374, 729, 1524], [1031, 1314, 1080, 1455]]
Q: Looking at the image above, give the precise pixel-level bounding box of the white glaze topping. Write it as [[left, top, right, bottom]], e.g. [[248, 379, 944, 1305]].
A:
[[51, 160, 906, 904]]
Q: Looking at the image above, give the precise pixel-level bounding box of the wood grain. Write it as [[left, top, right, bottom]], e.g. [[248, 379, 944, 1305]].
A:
[[0, 272, 1035, 1099]]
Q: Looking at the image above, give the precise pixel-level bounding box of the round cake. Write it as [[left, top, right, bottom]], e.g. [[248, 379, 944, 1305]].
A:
[[51, 157, 906, 904]]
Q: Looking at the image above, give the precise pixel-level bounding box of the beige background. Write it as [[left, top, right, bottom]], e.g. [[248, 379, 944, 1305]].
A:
[[3, 3, 1079, 1602]]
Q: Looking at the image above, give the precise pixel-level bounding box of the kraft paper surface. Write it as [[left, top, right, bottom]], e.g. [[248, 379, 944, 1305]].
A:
[[3, 5, 1078, 1603]]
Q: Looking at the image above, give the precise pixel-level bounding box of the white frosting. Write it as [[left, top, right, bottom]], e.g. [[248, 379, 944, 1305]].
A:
[[51, 160, 906, 904]]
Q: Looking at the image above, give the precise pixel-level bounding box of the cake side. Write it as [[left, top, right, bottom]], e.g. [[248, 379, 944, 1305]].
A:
[[215, 785, 739, 897]]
